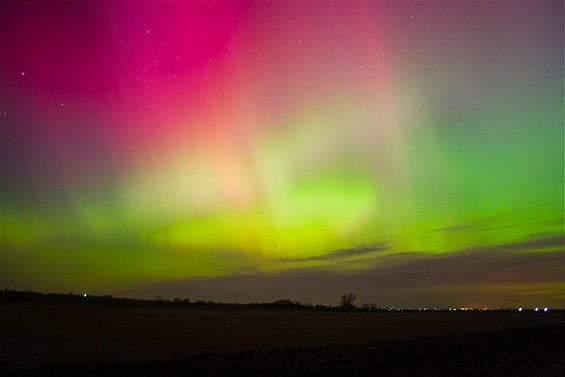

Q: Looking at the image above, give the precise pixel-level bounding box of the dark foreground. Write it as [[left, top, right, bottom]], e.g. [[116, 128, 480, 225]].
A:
[[4, 324, 565, 377], [2, 301, 564, 376]]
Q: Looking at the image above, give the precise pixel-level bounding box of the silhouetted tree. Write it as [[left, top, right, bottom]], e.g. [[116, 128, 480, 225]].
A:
[[340, 293, 357, 310]]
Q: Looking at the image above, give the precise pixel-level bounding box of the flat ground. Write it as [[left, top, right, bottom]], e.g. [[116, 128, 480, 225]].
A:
[[1, 301, 564, 375]]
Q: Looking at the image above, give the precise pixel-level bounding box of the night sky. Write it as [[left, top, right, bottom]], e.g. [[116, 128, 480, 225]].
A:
[[1, 1, 563, 307]]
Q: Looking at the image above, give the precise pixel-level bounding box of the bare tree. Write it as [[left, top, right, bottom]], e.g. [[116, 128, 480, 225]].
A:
[[339, 293, 357, 309]]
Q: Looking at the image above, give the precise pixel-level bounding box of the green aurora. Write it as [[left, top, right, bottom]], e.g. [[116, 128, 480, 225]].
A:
[[1, 1, 563, 306]]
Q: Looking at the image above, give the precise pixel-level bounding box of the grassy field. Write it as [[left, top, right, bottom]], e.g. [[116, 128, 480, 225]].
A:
[[2, 300, 564, 374]]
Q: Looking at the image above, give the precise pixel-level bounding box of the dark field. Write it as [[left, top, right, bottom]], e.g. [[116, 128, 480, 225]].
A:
[[2, 301, 565, 376]]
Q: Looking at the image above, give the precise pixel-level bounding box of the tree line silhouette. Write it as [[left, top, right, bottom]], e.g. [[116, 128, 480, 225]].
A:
[[1, 289, 384, 312], [2, 289, 542, 312]]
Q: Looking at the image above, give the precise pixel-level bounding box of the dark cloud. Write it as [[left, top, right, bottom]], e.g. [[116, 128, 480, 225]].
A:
[[278, 241, 390, 262], [117, 235, 565, 308], [435, 210, 564, 234], [458, 234, 564, 254]]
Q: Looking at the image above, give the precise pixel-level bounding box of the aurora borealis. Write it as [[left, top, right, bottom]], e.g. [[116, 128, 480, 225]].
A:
[[1, 1, 563, 307]]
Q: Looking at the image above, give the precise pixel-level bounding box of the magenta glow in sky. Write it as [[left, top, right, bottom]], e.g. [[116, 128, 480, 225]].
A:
[[1, 1, 563, 307]]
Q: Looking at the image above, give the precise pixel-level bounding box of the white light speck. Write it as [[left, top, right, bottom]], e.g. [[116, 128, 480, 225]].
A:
[[535, 307, 539, 312], [283, 194, 287, 199], [360, 65, 363, 69], [60, 102, 64, 107], [476, 100, 479, 105], [544, 307, 549, 312], [21, 71, 25, 76], [83, 293, 87, 297], [518, 307, 523, 312]]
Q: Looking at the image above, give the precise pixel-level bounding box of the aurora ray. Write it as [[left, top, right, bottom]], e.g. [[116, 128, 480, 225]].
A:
[[1, 1, 563, 307]]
